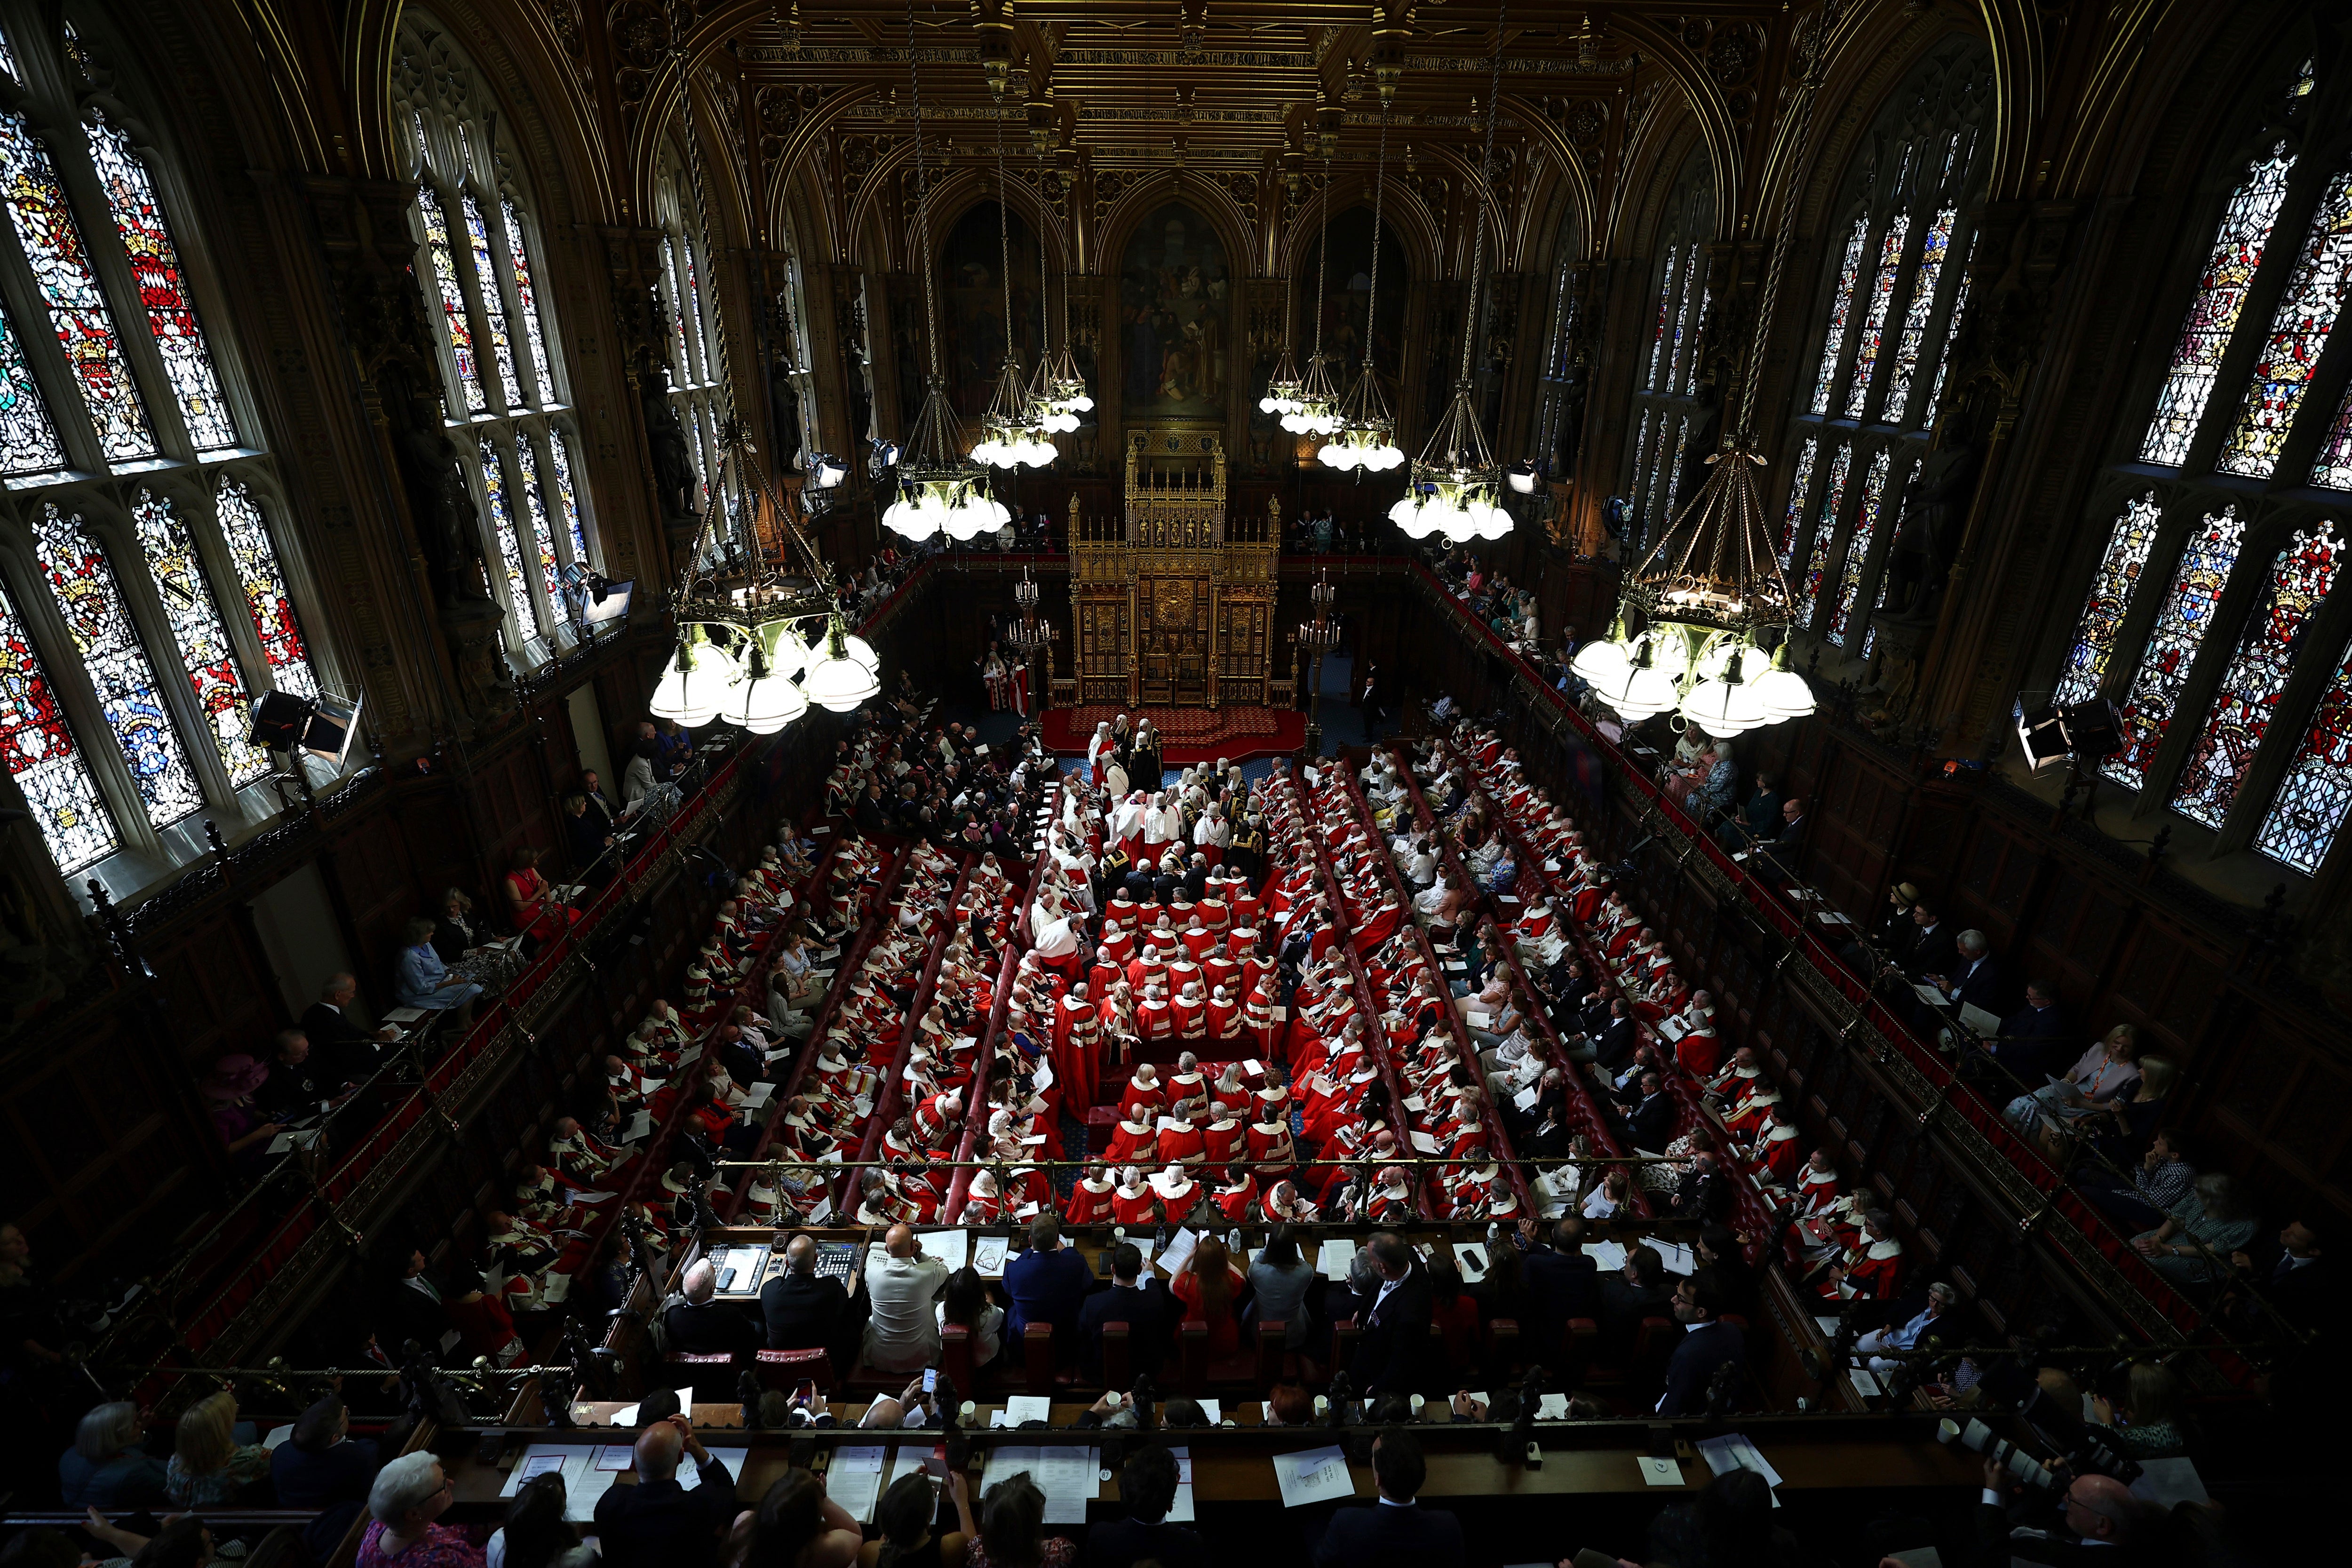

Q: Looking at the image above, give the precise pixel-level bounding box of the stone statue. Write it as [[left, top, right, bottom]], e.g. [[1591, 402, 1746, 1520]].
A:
[[1885, 401, 1982, 618], [1551, 358, 1588, 477], [769, 357, 805, 470], [640, 359, 700, 532], [384, 365, 491, 606]]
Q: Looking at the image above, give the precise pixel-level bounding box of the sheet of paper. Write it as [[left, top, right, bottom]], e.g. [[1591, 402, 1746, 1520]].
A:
[[916, 1229, 970, 1271], [592, 1444, 634, 1470], [1453, 1243, 1490, 1284], [1165, 1444, 1198, 1523], [263, 1425, 294, 1451], [1537, 1393, 1571, 1418], [2130, 1457, 2209, 1510], [1657, 1016, 1689, 1042], [1695, 1435, 1785, 1491], [1004, 1395, 1053, 1425], [1959, 1003, 2002, 1040], [826, 1450, 887, 1523], [1814, 911, 1855, 926], [973, 1235, 1010, 1278], [1909, 982, 1950, 1008], [1409, 1130, 1441, 1154], [1584, 1241, 1628, 1273], [1849, 1369, 1883, 1398], [1318, 1239, 1357, 1281], [1654, 1241, 1698, 1276], [1814, 1316, 1844, 1338], [1196, 1399, 1221, 1424], [501, 1446, 577, 1497], [1157, 1226, 1200, 1278], [1273, 1446, 1357, 1509], [1513, 1082, 1542, 1111], [1639, 1456, 1684, 1486]]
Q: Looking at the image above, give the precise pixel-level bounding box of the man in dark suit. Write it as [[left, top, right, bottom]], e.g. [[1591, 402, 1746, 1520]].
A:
[[580, 769, 620, 837], [302, 973, 396, 1083], [2228, 1216, 2329, 1334], [381, 1249, 446, 1355], [1975, 981, 2073, 1087], [1752, 795, 1807, 884], [1311, 1427, 1465, 1568], [1348, 1232, 1432, 1397], [1932, 930, 2007, 1016], [268, 1395, 381, 1508], [662, 1259, 759, 1357], [1519, 1217, 1601, 1351], [563, 792, 614, 882], [1656, 1274, 1744, 1417], [1625, 1072, 1678, 1150], [594, 1418, 740, 1568], [1896, 901, 1960, 987], [1004, 1216, 1093, 1353], [760, 1235, 860, 1360], [1077, 1242, 1171, 1379], [1588, 998, 1639, 1071], [1087, 1442, 1204, 1568], [1597, 1244, 1674, 1353]]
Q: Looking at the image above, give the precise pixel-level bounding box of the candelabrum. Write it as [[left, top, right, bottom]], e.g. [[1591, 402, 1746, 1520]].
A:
[[1297, 571, 1343, 758], [1003, 565, 1059, 714]]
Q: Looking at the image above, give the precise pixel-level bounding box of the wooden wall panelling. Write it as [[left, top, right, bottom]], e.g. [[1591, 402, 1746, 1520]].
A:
[[2102, 912, 2229, 1065], [151, 912, 283, 1067]]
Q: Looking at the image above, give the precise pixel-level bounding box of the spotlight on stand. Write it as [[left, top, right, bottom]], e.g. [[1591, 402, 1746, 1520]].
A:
[[2014, 696, 2122, 771], [805, 452, 848, 490], [1506, 459, 1542, 496], [248, 689, 364, 767], [560, 564, 634, 633]]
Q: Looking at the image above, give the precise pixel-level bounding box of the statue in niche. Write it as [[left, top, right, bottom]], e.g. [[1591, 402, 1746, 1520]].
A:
[[639, 357, 700, 533], [1551, 356, 1589, 477], [770, 357, 806, 470], [1885, 399, 1983, 620], [384, 363, 491, 607]]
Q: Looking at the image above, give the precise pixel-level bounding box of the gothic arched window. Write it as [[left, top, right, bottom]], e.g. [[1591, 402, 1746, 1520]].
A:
[[2037, 51, 2352, 878], [1621, 153, 1713, 553], [652, 154, 735, 537], [0, 11, 324, 883], [392, 13, 600, 663], [1778, 38, 1990, 657]]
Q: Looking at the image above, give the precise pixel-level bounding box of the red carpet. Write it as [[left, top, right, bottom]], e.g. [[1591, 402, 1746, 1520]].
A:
[[1042, 704, 1306, 764]]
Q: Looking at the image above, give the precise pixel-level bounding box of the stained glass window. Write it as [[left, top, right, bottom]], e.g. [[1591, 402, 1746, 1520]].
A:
[[546, 430, 589, 566], [680, 238, 713, 385], [660, 241, 692, 382], [461, 195, 524, 410], [1883, 207, 1955, 425], [512, 437, 563, 607], [1643, 418, 1676, 547], [1680, 282, 1711, 398], [2052, 494, 2162, 705], [1629, 408, 1654, 516], [2255, 633, 2352, 871], [2172, 521, 2345, 828], [1811, 217, 1869, 415], [1828, 451, 1893, 645], [1666, 245, 1700, 394], [0, 584, 113, 871], [2103, 507, 2248, 788], [2140, 144, 2296, 465], [1923, 269, 1973, 428], [1843, 215, 1912, 419], [1656, 416, 1691, 536], [131, 492, 268, 787], [1646, 247, 1679, 392], [32, 504, 201, 828], [479, 436, 536, 634], [215, 479, 316, 699], [501, 199, 549, 405], [419, 189, 485, 416], [84, 108, 236, 452], [1794, 443, 1852, 626], [0, 307, 64, 475], [2217, 168, 2352, 477], [0, 27, 17, 81], [0, 109, 155, 461], [1778, 436, 1820, 571]]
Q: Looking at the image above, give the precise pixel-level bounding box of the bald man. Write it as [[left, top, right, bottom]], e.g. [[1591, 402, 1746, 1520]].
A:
[[660, 1258, 758, 1357], [1977, 1458, 2156, 1566], [863, 1222, 948, 1373], [761, 1233, 859, 1354], [594, 1414, 739, 1568]]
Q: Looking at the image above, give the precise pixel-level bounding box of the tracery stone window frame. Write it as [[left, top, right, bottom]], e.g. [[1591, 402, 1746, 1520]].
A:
[[1620, 152, 1715, 556], [390, 12, 602, 669], [650, 148, 742, 551], [2034, 48, 2352, 883], [1776, 37, 1990, 658], [0, 6, 339, 898]]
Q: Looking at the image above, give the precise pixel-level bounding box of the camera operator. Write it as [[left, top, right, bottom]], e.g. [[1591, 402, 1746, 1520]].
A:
[[1976, 1454, 2160, 1566]]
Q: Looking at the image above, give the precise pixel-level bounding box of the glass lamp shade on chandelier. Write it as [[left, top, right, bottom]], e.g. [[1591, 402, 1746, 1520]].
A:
[[1319, 103, 1405, 475], [882, 376, 1010, 541], [1569, 446, 1818, 737]]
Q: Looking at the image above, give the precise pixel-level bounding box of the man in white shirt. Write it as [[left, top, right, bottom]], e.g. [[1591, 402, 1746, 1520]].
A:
[[861, 1224, 949, 1373], [1854, 1280, 1956, 1375]]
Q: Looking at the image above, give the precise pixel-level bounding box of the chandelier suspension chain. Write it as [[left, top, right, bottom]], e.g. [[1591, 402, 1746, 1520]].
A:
[[1453, 0, 1509, 418], [994, 97, 1014, 370], [1366, 100, 1389, 375], [908, 0, 943, 383], [1311, 141, 1333, 369]]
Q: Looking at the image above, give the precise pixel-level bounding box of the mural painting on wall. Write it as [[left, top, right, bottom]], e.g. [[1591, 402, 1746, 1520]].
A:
[[1121, 204, 1230, 420], [1301, 206, 1409, 412], [941, 201, 1043, 417]]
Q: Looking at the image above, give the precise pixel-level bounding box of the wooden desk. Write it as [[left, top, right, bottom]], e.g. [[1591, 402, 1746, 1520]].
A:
[[444, 1405, 1980, 1511]]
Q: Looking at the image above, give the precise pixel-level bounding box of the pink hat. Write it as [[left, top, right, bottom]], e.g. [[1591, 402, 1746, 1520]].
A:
[[202, 1054, 268, 1100]]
